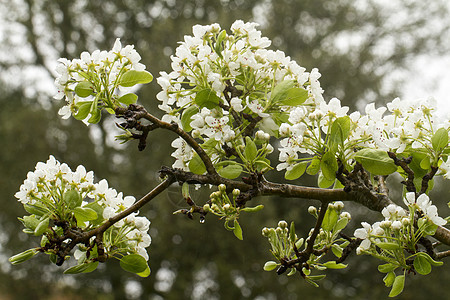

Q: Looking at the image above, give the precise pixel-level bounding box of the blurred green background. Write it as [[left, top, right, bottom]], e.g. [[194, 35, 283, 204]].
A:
[[1, 0, 449, 299]]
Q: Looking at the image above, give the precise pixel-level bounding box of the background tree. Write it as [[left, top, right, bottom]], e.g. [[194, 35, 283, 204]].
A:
[[1, 0, 450, 299]]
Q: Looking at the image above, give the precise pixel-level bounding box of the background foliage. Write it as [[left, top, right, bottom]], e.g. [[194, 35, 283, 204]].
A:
[[1, 0, 449, 298]]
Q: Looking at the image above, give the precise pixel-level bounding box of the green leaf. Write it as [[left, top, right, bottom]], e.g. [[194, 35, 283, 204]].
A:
[[9, 249, 39, 265], [137, 265, 151, 277], [322, 206, 339, 231], [329, 116, 351, 150], [64, 262, 99, 274], [194, 88, 221, 109], [414, 254, 432, 275], [24, 204, 47, 216], [354, 149, 397, 175], [63, 189, 82, 209], [334, 217, 349, 232], [322, 261, 347, 269], [120, 254, 148, 274], [117, 93, 138, 105], [431, 128, 448, 152], [320, 151, 338, 181], [376, 242, 401, 251], [318, 171, 335, 188], [289, 222, 296, 243], [416, 252, 443, 267], [389, 275, 405, 297], [378, 263, 397, 273], [263, 261, 278, 271], [119, 70, 153, 87], [383, 272, 396, 287], [75, 81, 94, 98], [19, 215, 40, 231], [214, 30, 227, 58], [74, 101, 92, 120], [233, 219, 243, 240], [271, 80, 308, 106], [285, 161, 308, 180], [73, 207, 98, 222], [34, 217, 49, 236], [182, 182, 190, 199], [239, 205, 264, 213], [219, 164, 243, 179], [331, 244, 343, 258], [306, 157, 321, 175], [88, 109, 101, 124], [244, 137, 257, 162], [181, 106, 199, 132], [188, 153, 206, 175], [84, 202, 104, 225]]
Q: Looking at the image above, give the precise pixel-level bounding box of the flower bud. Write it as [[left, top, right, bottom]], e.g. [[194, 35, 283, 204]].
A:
[[262, 227, 270, 237], [334, 201, 344, 211], [308, 206, 317, 215], [279, 123, 290, 136], [192, 129, 201, 138], [276, 227, 283, 235], [391, 220, 402, 231], [340, 212, 351, 220], [232, 189, 240, 197], [255, 130, 266, 141], [278, 220, 288, 229], [265, 144, 274, 154], [218, 184, 226, 193], [380, 220, 392, 229], [203, 204, 211, 213], [401, 217, 410, 226]]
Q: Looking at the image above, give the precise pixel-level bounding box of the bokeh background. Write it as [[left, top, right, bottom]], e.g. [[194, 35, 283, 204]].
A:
[[1, 0, 450, 299]]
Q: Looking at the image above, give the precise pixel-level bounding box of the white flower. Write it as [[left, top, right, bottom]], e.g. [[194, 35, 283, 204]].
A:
[[247, 99, 269, 118]]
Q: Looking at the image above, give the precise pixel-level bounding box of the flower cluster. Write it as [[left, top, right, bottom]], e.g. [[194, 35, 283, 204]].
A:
[[13, 155, 151, 272], [55, 38, 152, 123], [354, 193, 446, 256], [156, 20, 324, 171]]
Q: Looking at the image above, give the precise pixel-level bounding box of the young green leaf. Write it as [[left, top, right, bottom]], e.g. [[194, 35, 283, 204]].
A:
[[137, 265, 151, 278], [74, 81, 94, 98], [271, 80, 308, 106], [64, 262, 99, 274], [383, 272, 396, 287], [63, 189, 82, 209], [431, 127, 448, 152], [378, 263, 397, 273], [417, 252, 444, 267], [329, 116, 351, 149], [73, 207, 98, 222], [239, 205, 264, 213], [284, 161, 308, 180], [219, 164, 243, 179], [376, 242, 401, 251], [117, 93, 138, 105], [414, 255, 432, 275], [322, 261, 347, 269], [188, 153, 207, 175], [263, 261, 278, 271], [321, 151, 338, 181], [331, 244, 343, 258], [20, 215, 40, 231], [120, 254, 148, 274], [9, 249, 39, 265], [244, 136, 257, 162], [322, 206, 339, 231], [87, 109, 101, 124], [354, 148, 397, 175], [119, 70, 153, 87], [307, 157, 321, 175], [334, 217, 349, 232], [388, 275, 405, 297], [182, 182, 190, 199], [34, 217, 49, 236], [74, 102, 92, 120], [194, 88, 221, 109], [318, 171, 335, 188], [233, 219, 243, 240], [181, 105, 199, 132], [24, 204, 47, 217]]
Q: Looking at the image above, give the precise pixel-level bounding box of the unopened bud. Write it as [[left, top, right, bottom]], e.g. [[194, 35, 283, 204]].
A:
[[334, 201, 344, 211], [218, 184, 226, 193], [278, 220, 288, 229], [232, 189, 240, 197], [262, 227, 270, 237], [203, 204, 211, 213], [192, 129, 201, 138], [401, 217, 410, 226], [308, 206, 317, 215]]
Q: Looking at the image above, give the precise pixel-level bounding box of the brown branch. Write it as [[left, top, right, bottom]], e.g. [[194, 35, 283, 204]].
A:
[[419, 166, 438, 195], [388, 152, 416, 194], [436, 250, 450, 259], [116, 104, 218, 176]]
